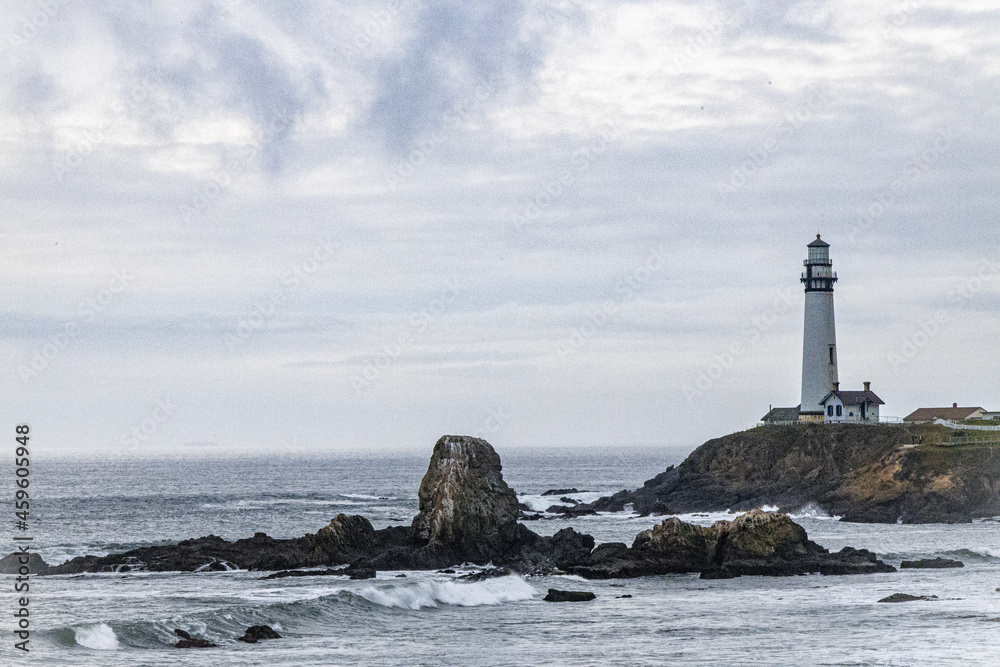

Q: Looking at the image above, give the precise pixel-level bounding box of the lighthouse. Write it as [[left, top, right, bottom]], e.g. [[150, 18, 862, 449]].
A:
[[761, 234, 885, 427], [799, 234, 839, 421]]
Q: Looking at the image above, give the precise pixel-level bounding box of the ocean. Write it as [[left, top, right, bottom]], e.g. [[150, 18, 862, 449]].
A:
[[4, 446, 1000, 666]]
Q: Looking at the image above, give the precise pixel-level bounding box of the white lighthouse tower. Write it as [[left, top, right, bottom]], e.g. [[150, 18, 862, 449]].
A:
[[799, 234, 839, 422]]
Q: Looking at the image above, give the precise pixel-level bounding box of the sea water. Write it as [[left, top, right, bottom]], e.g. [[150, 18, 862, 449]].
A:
[[3, 447, 1000, 666]]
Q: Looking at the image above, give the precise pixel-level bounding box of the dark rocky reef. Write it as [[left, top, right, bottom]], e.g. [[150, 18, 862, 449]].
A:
[[878, 593, 939, 603], [544, 589, 596, 602], [27, 434, 895, 580], [43, 519, 408, 575], [236, 625, 281, 643], [563, 510, 894, 579], [900, 558, 964, 569], [174, 629, 216, 649], [582, 423, 1000, 524]]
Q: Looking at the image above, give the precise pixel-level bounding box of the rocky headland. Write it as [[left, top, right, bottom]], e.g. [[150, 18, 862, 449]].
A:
[[583, 423, 1000, 524], [11, 435, 898, 579]]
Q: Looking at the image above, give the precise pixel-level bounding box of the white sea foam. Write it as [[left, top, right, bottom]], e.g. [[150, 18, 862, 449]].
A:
[[201, 498, 368, 510], [789, 503, 842, 521], [340, 493, 393, 500], [74, 623, 120, 650], [518, 491, 609, 512], [672, 510, 743, 526], [673, 506, 799, 526], [193, 559, 239, 572], [357, 576, 537, 610]]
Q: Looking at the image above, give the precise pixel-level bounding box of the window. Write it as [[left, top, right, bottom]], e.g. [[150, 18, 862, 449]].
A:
[[836, 405, 843, 417], [827, 405, 834, 417], [829, 347, 835, 364]]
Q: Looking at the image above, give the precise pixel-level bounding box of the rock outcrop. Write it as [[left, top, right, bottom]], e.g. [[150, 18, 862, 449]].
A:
[[410, 435, 520, 564], [314, 514, 376, 559], [173, 629, 217, 648], [543, 589, 596, 602], [900, 558, 964, 569], [0, 552, 49, 575], [236, 625, 281, 643], [583, 423, 1000, 524], [878, 593, 938, 603], [567, 510, 895, 579]]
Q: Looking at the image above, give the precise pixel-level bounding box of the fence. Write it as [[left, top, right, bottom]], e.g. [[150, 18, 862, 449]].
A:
[[934, 433, 1000, 447], [934, 419, 1000, 432]]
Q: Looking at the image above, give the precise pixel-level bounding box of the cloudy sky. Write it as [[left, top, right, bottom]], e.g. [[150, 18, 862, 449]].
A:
[[2, 0, 998, 457]]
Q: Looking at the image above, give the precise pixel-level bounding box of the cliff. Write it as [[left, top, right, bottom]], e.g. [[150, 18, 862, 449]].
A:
[[589, 423, 1000, 524]]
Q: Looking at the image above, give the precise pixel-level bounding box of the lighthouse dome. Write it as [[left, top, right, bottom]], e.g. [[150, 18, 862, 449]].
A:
[[807, 234, 830, 248]]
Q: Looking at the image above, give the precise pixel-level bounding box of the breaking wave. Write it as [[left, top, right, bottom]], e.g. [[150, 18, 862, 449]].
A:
[[73, 623, 121, 650], [941, 548, 1000, 562], [356, 576, 537, 609], [44, 575, 537, 650], [518, 491, 616, 513], [788, 503, 842, 521]]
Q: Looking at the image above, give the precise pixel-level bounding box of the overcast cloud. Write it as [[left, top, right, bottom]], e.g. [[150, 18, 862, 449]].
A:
[[1, 0, 998, 456]]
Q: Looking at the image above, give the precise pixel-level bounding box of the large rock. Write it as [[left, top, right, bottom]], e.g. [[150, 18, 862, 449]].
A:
[[633, 517, 716, 568], [720, 511, 810, 561], [569, 510, 895, 579], [236, 625, 281, 643], [900, 557, 963, 569], [173, 629, 217, 648], [314, 514, 376, 560], [543, 589, 596, 602], [410, 435, 520, 564], [878, 593, 938, 603], [0, 552, 49, 575]]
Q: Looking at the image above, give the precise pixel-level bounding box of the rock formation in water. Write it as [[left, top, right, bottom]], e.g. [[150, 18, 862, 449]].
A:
[[410, 435, 520, 563], [236, 624, 282, 643], [583, 423, 1000, 524], [543, 589, 596, 602], [0, 551, 48, 575], [29, 434, 895, 579], [564, 510, 894, 579], [173, 628, 217, 649], [878, 593, 939, 603], [899, 558, 963, 569]]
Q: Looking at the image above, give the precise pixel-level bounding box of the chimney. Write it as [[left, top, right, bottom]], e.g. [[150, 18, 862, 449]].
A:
[[833, 382, 840, 391], [864, 381, 871, 392], [953, 403, 958, 409]]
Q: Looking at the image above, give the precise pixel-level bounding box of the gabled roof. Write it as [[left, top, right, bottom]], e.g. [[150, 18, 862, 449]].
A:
[[903, 406, 984, 422], [807, 234, 829, 248], [820, 390, 885, 406], [761, 406, 801, 422]]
